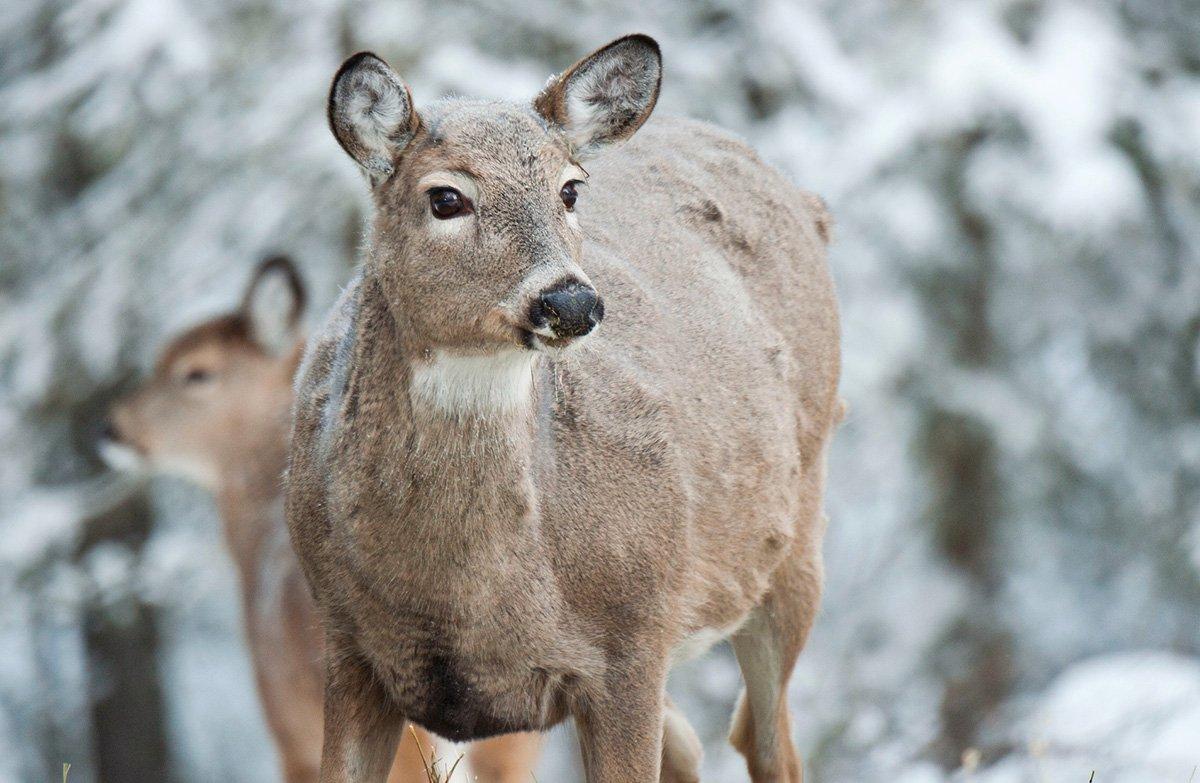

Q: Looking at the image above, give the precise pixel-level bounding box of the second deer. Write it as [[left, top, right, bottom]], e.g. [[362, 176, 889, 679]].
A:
[[100, 256, 542, 782]]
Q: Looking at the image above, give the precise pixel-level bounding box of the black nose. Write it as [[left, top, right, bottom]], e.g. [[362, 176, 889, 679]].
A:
[[538, 282, 604, 338], [101, 419, 120, 442]]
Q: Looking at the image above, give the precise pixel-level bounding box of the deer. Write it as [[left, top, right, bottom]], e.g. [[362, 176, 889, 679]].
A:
[[99, 256, 543, 783], [286, 33, 841, 783]]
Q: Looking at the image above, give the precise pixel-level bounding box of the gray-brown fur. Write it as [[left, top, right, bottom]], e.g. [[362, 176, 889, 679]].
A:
[[288, 35, 841, 783]]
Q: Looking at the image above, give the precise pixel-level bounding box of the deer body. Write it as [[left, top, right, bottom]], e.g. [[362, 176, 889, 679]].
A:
[[289, 35, 839, 783]]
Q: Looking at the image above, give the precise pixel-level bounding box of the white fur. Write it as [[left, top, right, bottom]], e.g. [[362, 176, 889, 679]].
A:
[[670, 617, 746, 666], [247, 267, 297, 356], [100, 435, 217, 488], [156, 453, 220, 489], [340, 62, 410, 177], [409, 349, 536, 416], [559, 163, 588, 186], [566, 81, 616, 151], [98, 439, 146, 474], [730, 607, 784, 765], [426, 214, 471, 237], [561, 46, 657, 155]]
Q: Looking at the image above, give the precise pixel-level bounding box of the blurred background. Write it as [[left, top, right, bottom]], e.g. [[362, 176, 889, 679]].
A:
[[2, 0, 1199, 780]]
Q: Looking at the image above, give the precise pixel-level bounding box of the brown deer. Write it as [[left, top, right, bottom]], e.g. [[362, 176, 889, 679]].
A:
[[99, 256, 542, 782], [287, 34, 841, 783]]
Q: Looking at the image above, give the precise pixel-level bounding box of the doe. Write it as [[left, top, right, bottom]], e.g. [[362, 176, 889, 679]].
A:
[[287, 34, 841, 783]]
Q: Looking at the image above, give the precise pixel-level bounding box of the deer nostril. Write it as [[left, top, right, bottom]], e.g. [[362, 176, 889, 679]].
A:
[[101, 419, 121, 443], [539, 283, 601, 338]]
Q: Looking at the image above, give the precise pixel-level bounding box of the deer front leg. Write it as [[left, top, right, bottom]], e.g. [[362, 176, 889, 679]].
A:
[[574, 658, 668, 783], [320, 640, 406, 783]]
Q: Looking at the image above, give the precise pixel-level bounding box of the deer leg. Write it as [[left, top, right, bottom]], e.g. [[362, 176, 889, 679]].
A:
[[660, 695, 702, 783], [465, 732, 543, 783], [319, 642, 406, 783], [574, 659, 668, 783], [729, 549, 822, 783], [253, 667, 322, 783]]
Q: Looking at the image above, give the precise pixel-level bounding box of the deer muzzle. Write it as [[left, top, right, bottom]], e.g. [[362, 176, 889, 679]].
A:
[[536, 281, 604, 339]]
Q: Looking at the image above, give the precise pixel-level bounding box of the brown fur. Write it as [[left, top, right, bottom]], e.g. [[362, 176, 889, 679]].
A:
[[105, 259, 541, 783], [289, 35, 840, 783]]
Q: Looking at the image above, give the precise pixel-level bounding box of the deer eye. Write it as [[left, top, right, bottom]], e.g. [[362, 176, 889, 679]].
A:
[[183, 368, 212, 385], [560, 180, 582, 211], [428, 188, 468, 219]]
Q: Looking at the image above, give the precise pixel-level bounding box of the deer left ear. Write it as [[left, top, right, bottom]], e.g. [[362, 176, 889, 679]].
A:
[[328, 52, 420, 186], [534, 34, 662, 159], [241, 255, 307, 356]]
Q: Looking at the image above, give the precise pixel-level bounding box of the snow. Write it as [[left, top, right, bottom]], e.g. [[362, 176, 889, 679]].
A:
[[975, 652, 1200, 783]]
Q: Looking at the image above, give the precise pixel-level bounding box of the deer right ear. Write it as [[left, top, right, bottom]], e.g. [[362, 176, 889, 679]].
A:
[[328, 52, 420, 185], [534, 34, 662, 159], [241, 255, 307, 357]]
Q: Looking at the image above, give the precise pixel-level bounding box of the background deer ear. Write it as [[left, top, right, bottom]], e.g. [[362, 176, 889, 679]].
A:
[[534, 34, 662, 158], [328, 52, 420, 185], [241, 255, 307, 356]]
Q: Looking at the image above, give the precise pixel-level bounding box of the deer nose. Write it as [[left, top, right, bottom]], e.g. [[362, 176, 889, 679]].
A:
[[538, 282, 603, 338], [100, 418, 121, 443]]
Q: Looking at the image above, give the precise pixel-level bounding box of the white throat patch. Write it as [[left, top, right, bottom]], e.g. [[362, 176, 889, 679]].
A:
[[409, 349, 536, 416]]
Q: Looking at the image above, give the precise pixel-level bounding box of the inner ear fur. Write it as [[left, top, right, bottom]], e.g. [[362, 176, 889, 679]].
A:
[[241, 255, 307, 355], [328, 52, 422, 184], [534, 34, 662, 157]]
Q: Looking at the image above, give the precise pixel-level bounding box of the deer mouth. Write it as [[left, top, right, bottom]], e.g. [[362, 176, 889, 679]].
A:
[[520, 328, 583, 352]]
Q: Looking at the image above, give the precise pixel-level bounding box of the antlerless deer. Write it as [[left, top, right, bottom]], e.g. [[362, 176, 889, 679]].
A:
[[100, 258, 542, 782], [287, 34, 841, 783]]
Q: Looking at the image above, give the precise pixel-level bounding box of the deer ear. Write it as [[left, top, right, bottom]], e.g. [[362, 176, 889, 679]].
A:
[[534, 34, 662, 159], [241, 255, 307, 356], [328, 52, 420, 185]]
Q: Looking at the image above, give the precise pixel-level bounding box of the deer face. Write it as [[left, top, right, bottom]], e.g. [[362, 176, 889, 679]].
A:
[[100, 258, 306, 488], [328, 35, 661, 355]]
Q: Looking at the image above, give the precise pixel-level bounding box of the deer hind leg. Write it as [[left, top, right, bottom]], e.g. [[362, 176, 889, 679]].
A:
[[661, 695, 702, 783], [465, 732, 543, 783], [729, 549, 822, 783]]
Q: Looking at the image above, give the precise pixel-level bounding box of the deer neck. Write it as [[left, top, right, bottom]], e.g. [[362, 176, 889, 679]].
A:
[[402, 348, 543, 548], [353, 283, 546, 569], [213, 430, 290, 592]]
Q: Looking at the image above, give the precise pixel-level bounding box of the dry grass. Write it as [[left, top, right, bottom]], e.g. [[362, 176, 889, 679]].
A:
[[410, 725, 465, 783]]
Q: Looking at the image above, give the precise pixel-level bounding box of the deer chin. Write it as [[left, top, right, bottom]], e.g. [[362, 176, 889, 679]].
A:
[[100, 438, 219, 489], [520, 327, 593, 354], [153, 454, 221, 490]]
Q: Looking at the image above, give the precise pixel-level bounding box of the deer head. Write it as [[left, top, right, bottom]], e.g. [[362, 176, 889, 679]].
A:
[[100, 256, 307, 488], [327, 35, 661, 357]]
